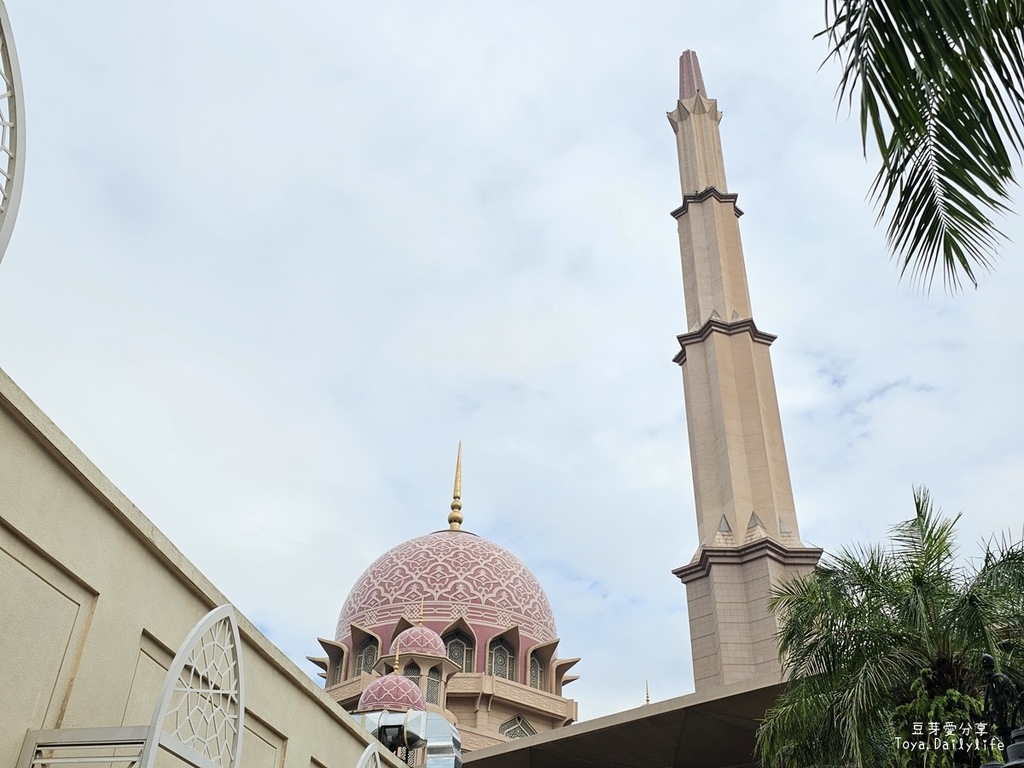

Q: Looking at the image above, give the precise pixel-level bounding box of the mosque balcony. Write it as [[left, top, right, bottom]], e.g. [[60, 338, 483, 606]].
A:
[[326, 674, 366, 706], [446, 673, 577, 721]]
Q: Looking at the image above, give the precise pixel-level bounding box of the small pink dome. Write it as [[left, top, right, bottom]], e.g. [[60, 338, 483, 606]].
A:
[[357, 674, 426, 713], [391, 626, 446, 657]]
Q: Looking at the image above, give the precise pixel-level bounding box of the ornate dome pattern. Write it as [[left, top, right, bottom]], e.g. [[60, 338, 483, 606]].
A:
[[356, 673, 426, 712], [337, 530, 557, 646], [390, 626, 446, 657]]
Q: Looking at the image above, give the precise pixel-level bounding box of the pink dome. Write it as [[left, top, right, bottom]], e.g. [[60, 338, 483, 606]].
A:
[[390, 626, 446, 657], [336, 530, 558, 654], [356, 673, 426, 712]]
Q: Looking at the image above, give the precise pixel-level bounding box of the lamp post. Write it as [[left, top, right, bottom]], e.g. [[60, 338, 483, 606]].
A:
[[981, 653, 1024, 767]]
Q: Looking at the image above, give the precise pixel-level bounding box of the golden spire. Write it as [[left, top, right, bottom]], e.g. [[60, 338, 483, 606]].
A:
[[448, 441, 463, 530], [418, 598, 424, 627], [393, 638, 401, 674]]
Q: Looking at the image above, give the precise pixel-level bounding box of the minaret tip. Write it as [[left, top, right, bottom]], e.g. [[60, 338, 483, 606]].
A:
[[448, 441, 463, 530], [679, 50, 707, 100]]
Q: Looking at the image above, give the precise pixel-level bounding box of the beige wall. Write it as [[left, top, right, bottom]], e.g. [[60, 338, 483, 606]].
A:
[[0, 366, 402, 768]]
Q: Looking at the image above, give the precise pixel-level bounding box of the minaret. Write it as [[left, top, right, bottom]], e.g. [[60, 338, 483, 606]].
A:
[[667, 51, 821, 691]]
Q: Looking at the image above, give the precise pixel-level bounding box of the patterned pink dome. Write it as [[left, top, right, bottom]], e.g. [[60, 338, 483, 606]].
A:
[[356, 673, 426, 712], [390, 626, 446, 657], [336, 530, 558, 658]]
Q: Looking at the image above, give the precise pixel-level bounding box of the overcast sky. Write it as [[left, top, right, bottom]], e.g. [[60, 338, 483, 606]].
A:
[[2, 1, 1023, 721]]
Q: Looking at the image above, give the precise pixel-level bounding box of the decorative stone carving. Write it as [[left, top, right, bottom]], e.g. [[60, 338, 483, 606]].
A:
[[446, 676, 480, 693], [337, 531, 557, 646], [494, 679, 565, 714], [459, 730, 501, 752]]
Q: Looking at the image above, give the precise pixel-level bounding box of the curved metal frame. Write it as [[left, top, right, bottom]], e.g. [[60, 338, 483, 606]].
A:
[[0, 0, 23, 265], [355, 743, 384, 768], [143, 605, 245, 768]]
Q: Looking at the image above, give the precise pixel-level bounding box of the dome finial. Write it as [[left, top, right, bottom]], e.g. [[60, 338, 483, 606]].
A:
[[448, 441, 463, 530], [393, 638, 401, 673], [418, 597, 424, 627]]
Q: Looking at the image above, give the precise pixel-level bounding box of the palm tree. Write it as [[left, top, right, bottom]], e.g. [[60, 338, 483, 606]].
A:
[[822, 1, 1024, 291], [757, 488, 1024, 768]]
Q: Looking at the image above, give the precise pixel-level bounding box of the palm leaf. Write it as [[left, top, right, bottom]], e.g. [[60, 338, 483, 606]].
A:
[[758, 488, 1024, 768], [821, 0, 1024, 290]]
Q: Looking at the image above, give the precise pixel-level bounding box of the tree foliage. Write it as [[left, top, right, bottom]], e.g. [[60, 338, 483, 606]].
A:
[[821, 1, 1024, 291], [757, 488, 1024, 768]]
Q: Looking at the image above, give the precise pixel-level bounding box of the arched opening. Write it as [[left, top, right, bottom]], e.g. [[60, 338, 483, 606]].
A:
[[529, 653, 544, 690], [499, 715, 537, 740], [443, 630, 474, 673], [488, 638, 515, 681], [403, 661, 421, 687], [355, 638, 378, 676], [426, 667, 441, 704]]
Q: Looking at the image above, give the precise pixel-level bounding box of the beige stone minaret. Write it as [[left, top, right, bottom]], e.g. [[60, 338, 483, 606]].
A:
[[667, 51, 821, 691]]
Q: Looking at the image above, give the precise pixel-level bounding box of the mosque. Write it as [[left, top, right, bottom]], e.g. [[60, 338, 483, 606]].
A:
[[1, 6, 820, 763], [300, 50, 822, 766], [311, 446, 579, 752]]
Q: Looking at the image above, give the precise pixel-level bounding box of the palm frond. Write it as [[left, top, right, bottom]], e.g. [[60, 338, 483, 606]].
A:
[[759, 488, 1024, 768], [821, 0, 1024, 291]]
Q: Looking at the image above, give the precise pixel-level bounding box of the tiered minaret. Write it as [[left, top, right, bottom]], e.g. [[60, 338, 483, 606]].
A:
[[667, 51, 821, 691]]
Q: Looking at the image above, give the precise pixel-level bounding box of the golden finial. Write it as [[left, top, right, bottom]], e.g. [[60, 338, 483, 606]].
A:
[[448, 441, 463, 530], [645, 679, 650, 705], [393, 638, 401, 674], [419, 598, 424, 627]]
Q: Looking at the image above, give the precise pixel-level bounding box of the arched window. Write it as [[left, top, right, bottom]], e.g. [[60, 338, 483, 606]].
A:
[[426, 667, 441, 704], [488, 638, 515, 681], [499, 715, 537, 740], [529, 654, 543, 690], [329, 660, 342, 687], [355, 639, 378, 676], [444, 631, 474, 673], [403, 661, 421, 687]]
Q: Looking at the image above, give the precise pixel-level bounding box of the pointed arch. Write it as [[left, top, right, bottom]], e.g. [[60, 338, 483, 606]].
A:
[[487, 626, 520, 682], [488, 637, 516, 681], [525, 639, 558, 693], [498, 715, 537, 740], [426, 667, 441, 704], [441, 617, 477, 673], [350, 625, 382, 678], [391, 615, 415, 645], [403, 661, 421, 689], [529, 654, 543, 690], [316, 637, 347, 687], [355, 640, 378, 676]]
